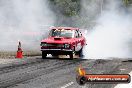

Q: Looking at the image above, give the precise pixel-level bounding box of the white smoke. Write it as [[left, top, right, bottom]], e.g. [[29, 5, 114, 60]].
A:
[[0, 0, 55, 51], [83, 0, 132, 59]]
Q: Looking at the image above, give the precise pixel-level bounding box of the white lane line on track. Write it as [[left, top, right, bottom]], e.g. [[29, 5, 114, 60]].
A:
[[114, 71, 132, 88], [61, 82, 74, 88]]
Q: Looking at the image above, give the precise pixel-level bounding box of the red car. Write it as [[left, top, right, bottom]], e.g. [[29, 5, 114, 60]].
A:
[[40, 27, 86, 59]]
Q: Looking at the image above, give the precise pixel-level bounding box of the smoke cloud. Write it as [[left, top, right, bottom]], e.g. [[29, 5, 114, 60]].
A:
[[83, 0, 132, 59], [0, 0, 132, 59], [0, 0, 55, 51]]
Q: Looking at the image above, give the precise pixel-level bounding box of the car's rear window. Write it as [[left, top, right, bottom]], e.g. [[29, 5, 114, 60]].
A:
[[50, 29, 74, 38]]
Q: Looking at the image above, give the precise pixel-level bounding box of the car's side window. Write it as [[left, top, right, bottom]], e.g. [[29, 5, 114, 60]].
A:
[[76, 30, 81, 38], [75, 30, 78, 38], [78, 31, 82, 37], [76, 30, 82, 38]]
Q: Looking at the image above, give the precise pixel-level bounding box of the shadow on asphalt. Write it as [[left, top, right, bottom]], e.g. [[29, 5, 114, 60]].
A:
[[46, 58, 86, 60], [36, 57, 87, 61], [122, 60, 132, 62], [35, 54, 87, 60]]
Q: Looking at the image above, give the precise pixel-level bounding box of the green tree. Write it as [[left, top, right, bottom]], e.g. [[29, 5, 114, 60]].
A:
[[123, 0, 132, 6], [50, 0, 80, 16]]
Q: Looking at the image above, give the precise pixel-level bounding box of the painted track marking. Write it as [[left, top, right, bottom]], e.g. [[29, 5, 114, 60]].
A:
[[61, 82, 74, 88]]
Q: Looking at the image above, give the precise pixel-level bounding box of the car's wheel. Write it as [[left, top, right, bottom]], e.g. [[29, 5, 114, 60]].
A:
[[42, 51, 47, 59], [69, 53, 74, 59], [79, 48, 83, 57]]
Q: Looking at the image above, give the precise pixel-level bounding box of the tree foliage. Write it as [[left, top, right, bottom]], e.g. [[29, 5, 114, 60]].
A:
[[123, 0, 132, 6], [50, 0, 80, 16]]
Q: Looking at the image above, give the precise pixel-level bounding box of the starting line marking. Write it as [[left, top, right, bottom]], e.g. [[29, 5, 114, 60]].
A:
[[61, 82, 74, 88], [114, 71, 132, 88]]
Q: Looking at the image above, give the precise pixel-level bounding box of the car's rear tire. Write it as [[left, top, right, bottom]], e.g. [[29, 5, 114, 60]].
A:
[[79, 48, 83, 57], [42, 51, 47, 59]]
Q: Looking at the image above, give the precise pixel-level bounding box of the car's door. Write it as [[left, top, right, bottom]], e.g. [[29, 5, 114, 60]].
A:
[[74, 30, 82, 51], [78, 29, 85, 46]]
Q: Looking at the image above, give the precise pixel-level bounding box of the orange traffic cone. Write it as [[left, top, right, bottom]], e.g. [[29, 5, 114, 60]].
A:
[[16, 41, 23, 59]]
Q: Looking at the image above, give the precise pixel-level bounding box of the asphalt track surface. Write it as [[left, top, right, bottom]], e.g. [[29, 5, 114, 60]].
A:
[[0, 56, 132, 88]]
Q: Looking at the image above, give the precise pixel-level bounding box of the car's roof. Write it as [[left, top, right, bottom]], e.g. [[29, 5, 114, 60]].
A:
[[50, 27, 79, 30]]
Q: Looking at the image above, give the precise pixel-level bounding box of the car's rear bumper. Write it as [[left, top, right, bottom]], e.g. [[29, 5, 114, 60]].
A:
[[41, 49, 73, 55]]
